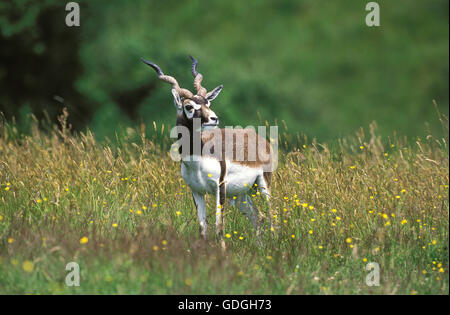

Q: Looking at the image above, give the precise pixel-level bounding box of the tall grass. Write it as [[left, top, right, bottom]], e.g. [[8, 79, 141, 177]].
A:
[[0, 111, 448, 294]]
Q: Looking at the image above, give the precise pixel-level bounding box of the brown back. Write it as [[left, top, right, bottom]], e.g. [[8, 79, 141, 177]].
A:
[[201, 128, 274, 172]]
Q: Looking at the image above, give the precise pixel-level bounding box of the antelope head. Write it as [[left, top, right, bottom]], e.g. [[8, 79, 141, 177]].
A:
[[141, 56, 223, 129]]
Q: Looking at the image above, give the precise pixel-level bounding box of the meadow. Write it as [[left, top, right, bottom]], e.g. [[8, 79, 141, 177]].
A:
[[0, 111, 448, 294]]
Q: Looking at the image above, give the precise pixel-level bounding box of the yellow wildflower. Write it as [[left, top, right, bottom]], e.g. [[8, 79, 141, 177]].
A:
[[22, 261, 34, 273]]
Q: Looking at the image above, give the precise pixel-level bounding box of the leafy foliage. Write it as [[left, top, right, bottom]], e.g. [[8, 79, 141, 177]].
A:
[[0, 1, 448, 141]]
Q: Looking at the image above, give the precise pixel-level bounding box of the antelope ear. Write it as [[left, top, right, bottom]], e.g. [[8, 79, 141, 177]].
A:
[[171, 89, 182, 109], [206, 85, 223, 102]]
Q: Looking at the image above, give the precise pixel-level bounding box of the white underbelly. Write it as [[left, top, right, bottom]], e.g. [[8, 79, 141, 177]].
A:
[[181, 156, 261, 196], [224, 161, 261, 196], [181, 156, 221, 194]]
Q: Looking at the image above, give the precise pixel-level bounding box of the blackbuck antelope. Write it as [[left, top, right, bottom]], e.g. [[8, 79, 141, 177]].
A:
[[142, 56, 276, 250]]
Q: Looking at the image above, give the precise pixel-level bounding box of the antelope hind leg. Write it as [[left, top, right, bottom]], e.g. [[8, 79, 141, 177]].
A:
[[256, 174, 276, 231], [215, 186, 226, 252], [237, 194, 264, 246]]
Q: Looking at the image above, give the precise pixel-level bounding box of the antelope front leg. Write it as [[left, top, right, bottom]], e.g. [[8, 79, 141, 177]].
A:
[[215, 186, 226, 252], [192, 192, 207, 239]]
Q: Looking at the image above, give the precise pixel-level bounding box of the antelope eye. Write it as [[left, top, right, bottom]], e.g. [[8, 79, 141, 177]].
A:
[[185, 104, 194, 111]]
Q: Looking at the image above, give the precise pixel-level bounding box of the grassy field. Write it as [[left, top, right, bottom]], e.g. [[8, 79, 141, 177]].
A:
[[0, 112, 448, 295]]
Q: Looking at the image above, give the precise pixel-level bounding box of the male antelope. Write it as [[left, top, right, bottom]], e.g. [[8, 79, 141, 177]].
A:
[[142, 56, 275, 250]]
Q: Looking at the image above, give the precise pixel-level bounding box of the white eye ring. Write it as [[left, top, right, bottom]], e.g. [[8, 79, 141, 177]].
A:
[[185, 104, 194, 111], [187, 101, 202, 110]]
